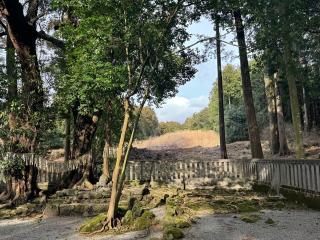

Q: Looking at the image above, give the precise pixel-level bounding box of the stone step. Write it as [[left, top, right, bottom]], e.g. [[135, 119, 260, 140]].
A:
[[44, 202, 109, 217]]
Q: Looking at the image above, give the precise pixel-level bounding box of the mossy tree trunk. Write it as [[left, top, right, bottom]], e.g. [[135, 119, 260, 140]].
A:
[[234, 9, 264, 159], [263, 67, 279, 154]]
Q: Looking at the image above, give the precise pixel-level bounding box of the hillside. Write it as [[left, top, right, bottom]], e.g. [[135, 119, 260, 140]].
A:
[[134, 130, 220, 150], [132, 128, 320, 161]]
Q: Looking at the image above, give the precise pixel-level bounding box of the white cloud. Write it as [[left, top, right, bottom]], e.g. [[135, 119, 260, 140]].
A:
[[155, 95, 209, 123]]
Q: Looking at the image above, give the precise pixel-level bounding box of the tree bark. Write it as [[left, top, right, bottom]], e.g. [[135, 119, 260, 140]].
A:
[[3, 0, 43, 152], [106, 99, 130, 227], [280, 2, 304, 158], [71, 114, 99, 159], [215, 15, 228, 159], [233, 10, 264, 159], [274, 76, 290, 155], [263, 67, 279, 154], [6, 32, 18, 151], [115, 92, 149, 210], [64, 110, 71, 162]]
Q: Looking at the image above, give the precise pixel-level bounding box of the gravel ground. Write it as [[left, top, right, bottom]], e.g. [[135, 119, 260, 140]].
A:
[[184, 209, 320, 240], [0, 216, 147, 240], [0, 209, 319, 240]]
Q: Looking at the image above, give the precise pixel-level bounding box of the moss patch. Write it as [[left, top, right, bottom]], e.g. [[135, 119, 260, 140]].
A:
[[133, 210, 155, 230], [240, 214, 261, 223], [163, 225, 184, 240], [79, 213, 107, 233], [265, 218, 275, 225]]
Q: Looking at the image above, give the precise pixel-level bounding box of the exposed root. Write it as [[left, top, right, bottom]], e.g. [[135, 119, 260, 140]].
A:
[[73, 177, 94, 190], [89, 217, 121, 235]]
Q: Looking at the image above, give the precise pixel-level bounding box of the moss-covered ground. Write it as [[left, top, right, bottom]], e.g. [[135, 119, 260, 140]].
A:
[[78, 184, 310, 239]]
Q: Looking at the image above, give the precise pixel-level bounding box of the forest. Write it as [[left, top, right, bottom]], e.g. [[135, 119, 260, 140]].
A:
[[0, 0, 320, 238]]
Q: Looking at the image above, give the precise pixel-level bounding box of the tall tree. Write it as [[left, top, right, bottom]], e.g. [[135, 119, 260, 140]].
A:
[[215, 14, 228, 159], [263, 66, 279, 154], [233, 10, 264, 159]]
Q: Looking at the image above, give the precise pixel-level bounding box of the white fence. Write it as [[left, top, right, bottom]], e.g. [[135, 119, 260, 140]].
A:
[[1, 153, 320, 193]]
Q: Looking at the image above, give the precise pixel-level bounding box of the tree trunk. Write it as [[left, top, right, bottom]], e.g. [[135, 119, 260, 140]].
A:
[[71, 114, 99, 159], [302, 87, 309, 131], [4, 0, 43, 152], [6, 32, 18, 152], [115, 92, 148, 210], [215, 14, 228, 159], [64, 110, 71, 162], [283, 46, 304, 158], [233, 10, 264, 159], [106, 99, 130, 227], [274, 78, 290, 155], [263, 67, 279, 154], [280, 2, 304, 158]]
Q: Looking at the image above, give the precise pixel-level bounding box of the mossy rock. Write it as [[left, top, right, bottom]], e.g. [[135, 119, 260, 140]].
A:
[[133, 210, 155, 230], [236, 200, 260, 213], [166, 196, 184, 208], [132, 200, 143, 218], [265, 218, 275, 225], [240, 214, 261, 223], [122, 210, 133, 224], [163, 225, 184, 240], [174, 219, 191, 229], [79, 213, 107, 233], [184, 200, 213, 211]]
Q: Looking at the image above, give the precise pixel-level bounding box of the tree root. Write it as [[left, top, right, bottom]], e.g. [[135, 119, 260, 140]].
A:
[[89, 217, 121, 235], [72, 176, 94, 190]]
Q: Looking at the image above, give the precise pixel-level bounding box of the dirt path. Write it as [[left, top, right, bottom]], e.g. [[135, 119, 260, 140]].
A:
[[184, 209, 320, 240]]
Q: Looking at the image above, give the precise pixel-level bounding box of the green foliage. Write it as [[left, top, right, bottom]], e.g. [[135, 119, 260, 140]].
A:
[[183, 107, 212, 130], [0, 154, 25, 179], [183, 62, 267, 143], [135, 107, 160, 140], [159, 122, 184, 135]]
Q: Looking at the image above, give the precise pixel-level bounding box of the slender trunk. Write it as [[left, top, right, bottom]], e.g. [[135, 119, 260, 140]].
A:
[[263, 67, 279, 154], [233, 10, 263, 159], [64, 110, 71, 162], [115, 92, 148, 210], [283, 45, 304, 158], [302, 87, 309, 131], [102, 140, 110, 178], [215, 15, 228, 159], [106, 99, 130, 224], [274, 76, 290, 155], [280, 2, 304, 158]]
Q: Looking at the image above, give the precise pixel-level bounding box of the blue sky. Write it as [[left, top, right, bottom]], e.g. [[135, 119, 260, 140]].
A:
[[154, 18, 238, 123]]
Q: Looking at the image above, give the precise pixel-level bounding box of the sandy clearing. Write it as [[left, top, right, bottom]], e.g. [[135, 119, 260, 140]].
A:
[[184, 209, 320, 240]]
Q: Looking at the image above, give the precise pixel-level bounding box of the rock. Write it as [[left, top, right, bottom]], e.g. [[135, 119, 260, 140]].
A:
[[163, 225, 184, 240], [133, 210, 155, 230], [43, 204, 59, 217], [79, 213, 107, 233]]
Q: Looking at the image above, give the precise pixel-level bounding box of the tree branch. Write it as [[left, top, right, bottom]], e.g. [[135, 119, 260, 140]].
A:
[[37, 30, 65, 48], [176, 36, 240, 53]]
